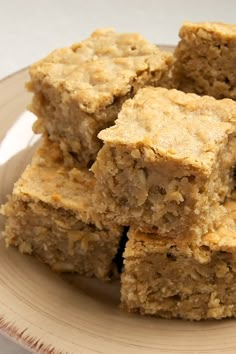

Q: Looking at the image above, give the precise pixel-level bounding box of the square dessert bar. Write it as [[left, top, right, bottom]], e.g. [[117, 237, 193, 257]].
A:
[[92, 87, 236, 238], [1, 140, 123, 280], [28, 28, 173, 167], [172, 22, 236, 99], [121, 199, 236, 320]]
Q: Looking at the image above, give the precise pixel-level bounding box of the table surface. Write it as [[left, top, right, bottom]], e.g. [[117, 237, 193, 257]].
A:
[[1, 0, 236, 352]]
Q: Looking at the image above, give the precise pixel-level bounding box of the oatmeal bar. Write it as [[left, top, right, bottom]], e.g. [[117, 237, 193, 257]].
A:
[[1, 140, 123, 280], [92, 87, 236, 238], [121, 199, 236, 320], [172, 22, 236, 99], [27, 28, 173, 167]]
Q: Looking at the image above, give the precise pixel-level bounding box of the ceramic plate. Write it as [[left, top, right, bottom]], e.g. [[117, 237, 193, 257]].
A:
[[1, 51, 236, 354]]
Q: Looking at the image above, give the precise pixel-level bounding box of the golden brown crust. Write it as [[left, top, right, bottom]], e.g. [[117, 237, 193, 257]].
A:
[[29, 29, 172, 114], [180, 21, 236, 40], [98, 87, 236, 173], [14, 139, 96, 221]]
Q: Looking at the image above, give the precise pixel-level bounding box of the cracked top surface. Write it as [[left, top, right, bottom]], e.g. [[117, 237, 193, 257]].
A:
[[179, 21, 236, 41], [29, 28, 172, 114], [98, 87, 236, 173]]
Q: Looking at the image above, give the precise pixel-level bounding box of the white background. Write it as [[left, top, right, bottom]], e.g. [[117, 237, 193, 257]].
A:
[[0, 0, 236, 352]]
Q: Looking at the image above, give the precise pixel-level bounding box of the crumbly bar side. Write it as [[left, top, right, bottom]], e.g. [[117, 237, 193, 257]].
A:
[[29, 85, 130, 168], [172, 22, 236, 99], [2, 197, 121, 280], [121, 205, 236, 320], [92, 88, 236, 237], [0, 139, 123, 279], [92, 141, 234, 237]]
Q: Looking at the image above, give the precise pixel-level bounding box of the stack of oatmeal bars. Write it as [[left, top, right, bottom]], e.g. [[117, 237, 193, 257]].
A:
[[1, 29, 172, 280], [2, 22, 236, 320]]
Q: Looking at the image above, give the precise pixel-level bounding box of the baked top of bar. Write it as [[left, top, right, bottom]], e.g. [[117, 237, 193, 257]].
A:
[[98, 87, 236, 173], [126, 199, 236, 260], [28, 29, 172, 114], [12, 140, 99, 224], [179, 21, 236, 40]]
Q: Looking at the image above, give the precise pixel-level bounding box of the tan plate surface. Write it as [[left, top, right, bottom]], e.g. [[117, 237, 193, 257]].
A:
[[1, 51, 236, 354]]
